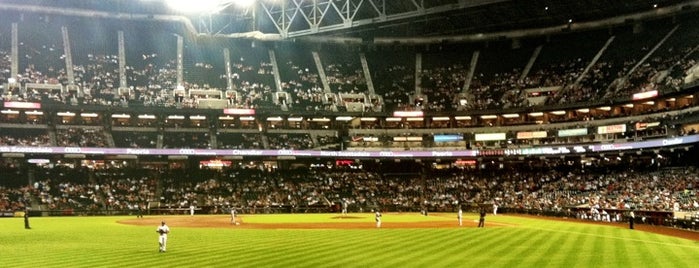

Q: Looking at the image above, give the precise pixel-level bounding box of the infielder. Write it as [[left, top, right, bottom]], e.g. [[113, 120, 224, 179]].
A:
[[230, 208, 237, 224], [156, 221, 170, 252], [375, 210, 382, 228], [341, 200, 348, 215]]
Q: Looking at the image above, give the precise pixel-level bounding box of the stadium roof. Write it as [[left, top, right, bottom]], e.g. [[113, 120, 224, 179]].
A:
[[0, 0, 697, 41]]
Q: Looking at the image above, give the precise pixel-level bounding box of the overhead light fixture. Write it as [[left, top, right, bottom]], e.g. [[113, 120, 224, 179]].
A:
[[80, 113, 99, 118], [266, 117, 283, 121], [335, 116, 353, 121], [138, 114, 156, 119], [112, 114, 130, 119]]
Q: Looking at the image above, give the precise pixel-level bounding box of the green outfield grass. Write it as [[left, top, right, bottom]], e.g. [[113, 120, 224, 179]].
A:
[[1, 213, 698, 268]]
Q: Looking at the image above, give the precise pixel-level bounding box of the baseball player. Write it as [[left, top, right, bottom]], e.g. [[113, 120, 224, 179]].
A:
[[341, 200, 348, 215], [375, 210, 382, 228], [457, 208, 463, 226], [230, 208, 237, 224], [156, 221, 170, 252]]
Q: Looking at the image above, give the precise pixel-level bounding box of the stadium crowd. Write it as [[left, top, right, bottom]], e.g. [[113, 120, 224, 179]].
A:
[[2, 14, 697, 115], [2, 158, 699, 221], [2, 5, 699, 236]]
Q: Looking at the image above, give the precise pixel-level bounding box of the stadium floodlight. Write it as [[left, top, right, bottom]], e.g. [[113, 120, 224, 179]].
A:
[[165, 0, 238, 14], [233, 0, 256, 8]]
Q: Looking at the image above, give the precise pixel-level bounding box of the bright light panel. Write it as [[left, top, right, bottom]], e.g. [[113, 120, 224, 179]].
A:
[[166, 0, 228, 13], [233, 0, 256, 8]]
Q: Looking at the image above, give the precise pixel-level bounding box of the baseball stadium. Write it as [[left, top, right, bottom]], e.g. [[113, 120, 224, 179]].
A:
[[1, 0, 699, 267]]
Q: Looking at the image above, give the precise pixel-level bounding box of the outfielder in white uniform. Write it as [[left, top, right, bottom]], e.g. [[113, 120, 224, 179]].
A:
[[457, 208, 463, 226], [156, 221, 170, 252]]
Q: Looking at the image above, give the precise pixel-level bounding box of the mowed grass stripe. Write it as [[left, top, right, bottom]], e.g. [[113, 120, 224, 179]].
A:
[[157, 229, 293, 268], [632, 232, 695, 268], [407, 229, 473, 267], [502, 225, 557, 268], [633, 231, 665, 268], [362, 228, 451, 267], [618, 229, 646, 267], [576, 225, 602, 267], [323, 229, 440, 268], [540, 223, 580, 268], [484, 228, 539, 267], [274, 230, 373, 267], [243, 230, 336, 266], [183, 231, 268, 267], [589, 226, 609, 267], [449, 227, 520, 265], [381, 228, 465, 267], [527, 227, 567, 268], [247, 230, 360, 267], [213, 231, 307, 265], [646, 235, 694, 268], [272, 230, 357, 265], [299, 229, 420, 267]]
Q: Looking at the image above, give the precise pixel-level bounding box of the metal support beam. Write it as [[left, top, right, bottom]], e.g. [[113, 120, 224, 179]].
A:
[[415, 53, 422, 95], [268, 49, 282, 92], [463, 51, 479, 93], [11, 23, 18, 81], [176, 35, 184, 88], [224, 48, 233, 91], [61, 26, 75, 85], [118, 31, 128, 89], [260, 0, 508, 38]]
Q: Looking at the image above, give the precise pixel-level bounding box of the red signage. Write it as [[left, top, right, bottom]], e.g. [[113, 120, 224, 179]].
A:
[[223, 108, 255, 115], [632, 90, 657, 100], [4, 102, 41, 109], [393, 111, 424, 117]]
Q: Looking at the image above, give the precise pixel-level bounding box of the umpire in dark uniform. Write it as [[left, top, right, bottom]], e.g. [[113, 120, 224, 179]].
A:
[[628, 209, 635, 230], [24, 208, 31, 229], [478, 208, 486, 228]]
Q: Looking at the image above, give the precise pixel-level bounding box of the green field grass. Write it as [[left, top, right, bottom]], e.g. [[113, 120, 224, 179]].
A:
[[1, 213, 698, 268]]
